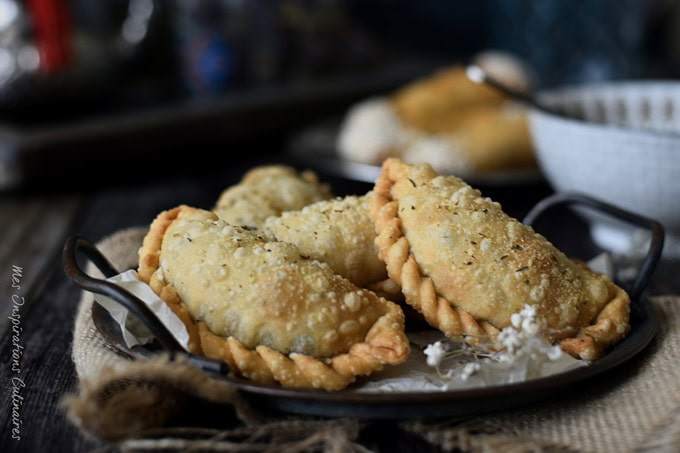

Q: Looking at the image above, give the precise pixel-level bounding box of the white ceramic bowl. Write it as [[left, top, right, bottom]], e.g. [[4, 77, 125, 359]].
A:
[[529, 81, 680, 257]]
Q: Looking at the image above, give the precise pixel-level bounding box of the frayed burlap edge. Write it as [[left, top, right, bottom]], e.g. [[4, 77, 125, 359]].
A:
[[62, 354, 247, 441], [404, 419, 579, 453], [110, 419, 370, 453]]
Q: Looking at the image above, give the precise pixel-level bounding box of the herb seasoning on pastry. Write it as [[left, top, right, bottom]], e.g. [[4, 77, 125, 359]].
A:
[[213, 165, 332, 229], [264, 194, 387, 288], [138, 205, 409, 390], [369, 158, 630, 360]]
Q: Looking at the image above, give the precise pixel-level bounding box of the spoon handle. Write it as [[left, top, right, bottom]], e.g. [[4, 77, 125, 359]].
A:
[[466, 64, 564, 117]]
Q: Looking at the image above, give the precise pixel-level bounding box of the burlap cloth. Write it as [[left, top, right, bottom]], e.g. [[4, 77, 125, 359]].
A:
[[64, 228, 680, 452]]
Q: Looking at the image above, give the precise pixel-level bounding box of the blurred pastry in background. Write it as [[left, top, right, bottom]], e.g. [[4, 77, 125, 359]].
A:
[[391, 65, 505, 133], [213, 165, 332, 229], [337, 50, 536, 177], [400, 104, 534, 174]]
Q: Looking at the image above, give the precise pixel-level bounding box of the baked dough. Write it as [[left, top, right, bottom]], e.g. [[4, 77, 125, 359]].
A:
[[391, 66, 505, 133], [214, 165, 331, 229], [337, 69, 535, 175], [369, 158, 630, 360], [337, 51, 536, 175], [138, 205, 409, 390], [264, 194, 387, 288], [398, 104, 533, 174]]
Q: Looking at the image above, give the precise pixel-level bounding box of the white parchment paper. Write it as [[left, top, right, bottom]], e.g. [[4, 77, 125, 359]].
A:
[[94, 270, 190, 351]]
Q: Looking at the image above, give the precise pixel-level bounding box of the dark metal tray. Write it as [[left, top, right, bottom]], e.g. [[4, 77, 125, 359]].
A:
[[63, 193, 664, 419], [286, 118, 543, 188]]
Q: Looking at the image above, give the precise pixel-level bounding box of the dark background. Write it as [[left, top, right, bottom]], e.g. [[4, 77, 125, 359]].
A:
[[0, 0, 678, 192]]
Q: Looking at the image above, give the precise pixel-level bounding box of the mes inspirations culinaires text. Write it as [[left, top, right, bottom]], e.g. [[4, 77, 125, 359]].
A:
[[9, 265, 25, 441]]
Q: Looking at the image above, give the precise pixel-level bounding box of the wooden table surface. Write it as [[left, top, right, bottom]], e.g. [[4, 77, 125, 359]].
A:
[[1, 147, 675, 452]]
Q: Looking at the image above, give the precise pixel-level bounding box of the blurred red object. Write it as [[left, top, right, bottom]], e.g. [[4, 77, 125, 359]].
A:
[[27, 0, 72, 73]]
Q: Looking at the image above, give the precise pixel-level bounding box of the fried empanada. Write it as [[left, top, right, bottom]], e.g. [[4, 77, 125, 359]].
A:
[[400, 105, 534, 174], [370, 158, 630, 360], [337, 61, 535, 176], [264, 194, 387, 288], [214, 165, 332, 229], [138, 205, 409, 390], [391, 66, 506, 133], [442, 105, 534, 173]]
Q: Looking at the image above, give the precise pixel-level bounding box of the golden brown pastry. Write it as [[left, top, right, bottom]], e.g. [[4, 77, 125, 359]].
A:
[[442, 105, 534, 173], [138, 205, 409, 390], [369, 158, 630, 360], [397, 104, 534, 175], [264, 194, 387, 288], [213, 165, 332, 229], [391, 66, 506, 133], [337, 59, 536, 176]]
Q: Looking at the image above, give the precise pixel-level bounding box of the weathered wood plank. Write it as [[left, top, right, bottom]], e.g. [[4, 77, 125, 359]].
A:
[[0, 195, 82, 337], [0, 268, 102, 452]]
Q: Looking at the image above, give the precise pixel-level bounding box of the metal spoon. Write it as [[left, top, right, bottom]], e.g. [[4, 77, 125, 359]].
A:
[[466, 63, 567, 118]]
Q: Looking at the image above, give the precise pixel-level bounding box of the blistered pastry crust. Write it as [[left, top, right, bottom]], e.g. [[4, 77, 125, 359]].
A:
[[138, 206, 408, 390], [213, 165, 332, 229], [264, 194, 387, 288], [369, 158, 630, 360]]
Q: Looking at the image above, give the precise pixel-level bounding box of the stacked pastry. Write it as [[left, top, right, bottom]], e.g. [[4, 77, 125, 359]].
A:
[[137, 162, 630, 391], [337, 51, 536, 176]]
